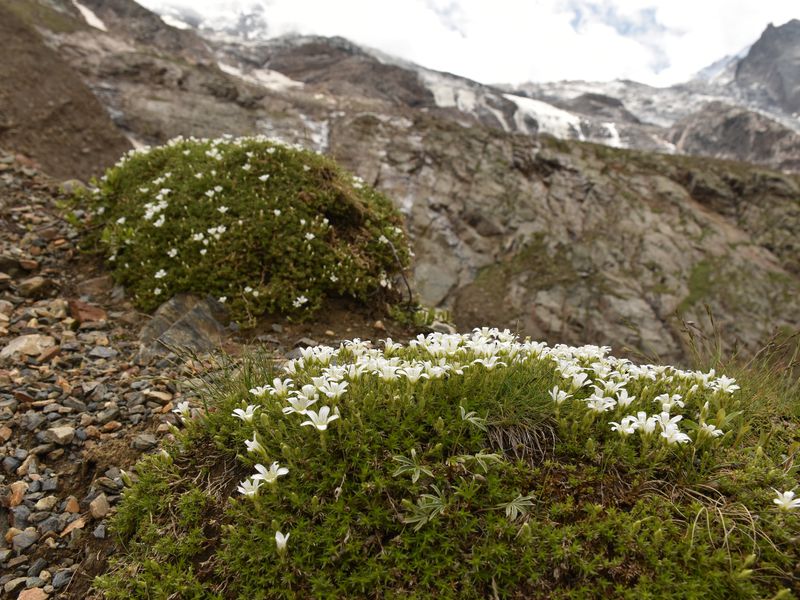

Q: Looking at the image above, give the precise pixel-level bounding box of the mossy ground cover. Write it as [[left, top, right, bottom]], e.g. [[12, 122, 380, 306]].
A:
[[96, 330, 799, 599], [76, 135, 409, 324]]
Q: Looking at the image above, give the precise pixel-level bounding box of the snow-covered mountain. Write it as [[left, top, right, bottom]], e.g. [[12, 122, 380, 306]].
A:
[[128, 2, 800, 171]]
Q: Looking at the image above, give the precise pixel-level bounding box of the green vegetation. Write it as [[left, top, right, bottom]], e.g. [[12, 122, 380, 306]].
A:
[[96, 330, 799, 599], [77, 136, 409, 323], [678, 259, 715, 313]]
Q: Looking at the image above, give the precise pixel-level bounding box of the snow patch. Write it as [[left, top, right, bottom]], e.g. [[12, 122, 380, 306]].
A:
[[71, 0, 107, 32], [298, 114, 329, 153], [217, 62, 303, 92], [503, 94, 585, 140], [602, 122, 622, 148], [160, 14, 191, 30]]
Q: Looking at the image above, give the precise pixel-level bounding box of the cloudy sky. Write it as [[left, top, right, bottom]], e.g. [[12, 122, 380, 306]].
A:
[[137, 0, 797, 86]]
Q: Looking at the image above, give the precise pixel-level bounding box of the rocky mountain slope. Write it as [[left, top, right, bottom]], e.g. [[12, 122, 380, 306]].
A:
[[0, 3, 131, 179], [141, 1, 800, 173], [3, 0, 800, 364]]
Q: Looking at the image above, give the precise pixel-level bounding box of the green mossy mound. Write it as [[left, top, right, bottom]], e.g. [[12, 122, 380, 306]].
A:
[[78, 136, 409, 322], [96, 332, 799, 599]]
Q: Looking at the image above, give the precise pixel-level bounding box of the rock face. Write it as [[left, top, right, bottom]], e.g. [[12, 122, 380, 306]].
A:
[[735, 19, 800, 115], [670, 102, 800, 172], [0, 3, 131, 179], [327, 115, 800, 362]]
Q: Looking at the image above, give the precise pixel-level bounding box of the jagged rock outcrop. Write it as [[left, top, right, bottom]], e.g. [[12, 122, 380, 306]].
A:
[[670, 101, 800, 172], [735, 19, 800, 115], [0, 3, 131, 179]]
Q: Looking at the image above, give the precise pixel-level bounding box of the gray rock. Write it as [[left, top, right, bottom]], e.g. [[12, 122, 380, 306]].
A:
[[89, 346, 118, 359], [27, 558, 48, 577], [138, 294, 228, 361], [52, 569, 74, 589], [12, 529, 39, 552], [132, 433, 157, 451], [95, 406, 120, 424]]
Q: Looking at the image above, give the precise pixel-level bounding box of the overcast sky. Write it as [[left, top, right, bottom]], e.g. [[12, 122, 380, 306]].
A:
[[137, 0, 798, 86]]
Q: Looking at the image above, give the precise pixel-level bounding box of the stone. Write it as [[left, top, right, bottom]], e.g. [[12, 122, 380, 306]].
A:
[[59, 516, 86, 537], [12, 529, 39, 552], [51, 570, 73, 589], [9, 481, 28, 506], [0, 335, 56, 360], [45, 426, 75, 445], [68, 299, 107, 324], [34, 496, 58, 511], [18, 587, 49, 600], [4, 578, 26, 595], [0, 424, 12, 443], [16, 276, 54, 299], [27, 558, 48, 577], [88, 346, 117, 359], [64, 496, 80, 513], [76, 275, 114, 299], [89, 493, 110, 519], [138, 294, 228, 361], [92, 523, 106, 539], [132, 433, 158, 450]]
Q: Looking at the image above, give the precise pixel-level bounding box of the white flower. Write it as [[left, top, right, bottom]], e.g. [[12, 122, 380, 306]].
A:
[[472, 356, 507, 370], [172, 401, 191, 420], [268, 377, 294, 398], [273, 209, 281, 216], [660, 423, 691, 445], [254, 461, 289, 484], [200, 249, 207, 255], [244, 286, 253, 293], [167, 248, 178, 258], [399, 365, 428, 383], [610, 420, 636, 435], [153, 287, 162, 295], [713, 375, 740, 394], [275, 530, 289, 554], [154, 269, 167, 279], [232, 405, 258, 423], [293, 295, 309, 308], [305, 232, 315, 241], [329, 274, 338, 283], [217, 206, 229, 214], [153, 215, 165, 228], [319, 380, 348, 399], [699, 422, 724, 438], [259, 174, 270, 182], [250, 385, 270, 397], [301, 406, 340, 431], [237, 476, 262, 499], [585, 394, 616, 413], [616, 389, 635, 408], [245, 432, 266, 455], [772, 489, 800, 511], [628, 412, 656, 434], [116, 216, 126, 225], [548, 386, 572, 405], [192, 233, 205, 242], [219, 296, 227, 303]]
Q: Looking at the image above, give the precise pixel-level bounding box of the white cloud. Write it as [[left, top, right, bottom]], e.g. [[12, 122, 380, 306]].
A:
[[136, 0, 798, 86]]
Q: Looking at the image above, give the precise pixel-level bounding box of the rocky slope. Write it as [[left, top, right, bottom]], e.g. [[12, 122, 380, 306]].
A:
[[4, 0, 800, 365], [0, 3, 131, 180], [735, 19, 800, 116]]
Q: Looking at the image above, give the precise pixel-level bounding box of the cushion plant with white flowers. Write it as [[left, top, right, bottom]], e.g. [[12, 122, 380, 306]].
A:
[[76, 135, 410, 323], [98, 330, 799, 599]]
